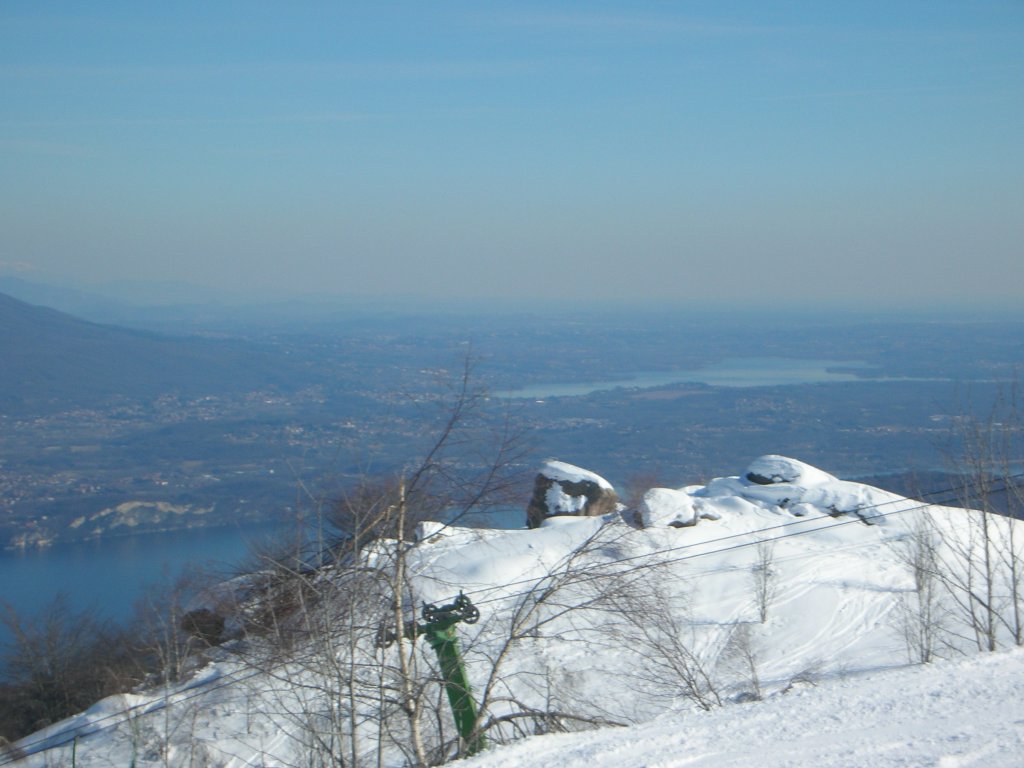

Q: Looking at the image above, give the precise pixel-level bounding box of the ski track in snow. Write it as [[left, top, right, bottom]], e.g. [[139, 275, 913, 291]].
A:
[[463, 649, 1024, 768]]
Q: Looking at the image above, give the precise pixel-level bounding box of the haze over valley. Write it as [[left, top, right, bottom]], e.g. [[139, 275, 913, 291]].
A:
[[2, 283, 1021, 550], [2, 3, 1023, 764]]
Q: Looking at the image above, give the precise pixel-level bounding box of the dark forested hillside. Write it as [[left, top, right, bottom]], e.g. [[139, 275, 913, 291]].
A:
[[0, 292, 303, 414]]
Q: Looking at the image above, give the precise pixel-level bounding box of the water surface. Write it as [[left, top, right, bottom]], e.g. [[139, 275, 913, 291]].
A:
[[0, 509, 524, 648], [0, 523, 289, 645], [496, 356, 868, 399]]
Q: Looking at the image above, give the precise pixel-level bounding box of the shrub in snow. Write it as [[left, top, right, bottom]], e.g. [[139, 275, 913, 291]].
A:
[[180, 608, 225, 646]]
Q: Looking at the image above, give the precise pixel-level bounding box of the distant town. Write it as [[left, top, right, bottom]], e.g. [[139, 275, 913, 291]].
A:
[[3, 293, 1022, 548]]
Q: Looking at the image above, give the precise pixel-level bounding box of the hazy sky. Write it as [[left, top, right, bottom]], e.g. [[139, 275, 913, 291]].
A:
[[1, 2, 1022, 308]]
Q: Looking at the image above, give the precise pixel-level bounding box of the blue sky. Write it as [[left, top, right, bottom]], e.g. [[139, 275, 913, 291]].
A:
[[1, 2, 1022, 308]]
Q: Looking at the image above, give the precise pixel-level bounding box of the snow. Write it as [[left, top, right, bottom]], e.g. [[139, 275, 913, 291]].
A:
[[701, 459, 915, 524], [461, 650, 1024, 768], [539, 459, 614, 490], [13, 454, 1024, 768], [639, 487, 696, 527], [545, 481, 588, 514], [745, 455, 836, 486]]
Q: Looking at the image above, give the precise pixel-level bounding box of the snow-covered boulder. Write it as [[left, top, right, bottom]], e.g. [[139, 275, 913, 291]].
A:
[[697, 455, 902, 524], [526, 460, 619, 528], [744, 455, 836, 487], [638, 487, 697, 528]]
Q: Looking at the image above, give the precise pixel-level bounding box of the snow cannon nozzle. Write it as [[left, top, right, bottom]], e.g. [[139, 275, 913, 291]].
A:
[[421, 592, 480, 626]]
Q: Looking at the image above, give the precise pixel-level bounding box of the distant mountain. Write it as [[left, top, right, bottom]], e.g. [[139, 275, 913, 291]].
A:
[[0, 292, 304, 414], [0, 276, 273, 331], [0, 275, 474, 332], [0, 276, 116, 315]]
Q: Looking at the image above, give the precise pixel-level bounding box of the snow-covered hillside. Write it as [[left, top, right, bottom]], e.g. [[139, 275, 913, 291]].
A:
[[9, 455, 1024, 767], [462, 648, 1024, 768]]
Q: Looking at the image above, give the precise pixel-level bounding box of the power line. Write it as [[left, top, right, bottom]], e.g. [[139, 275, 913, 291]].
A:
[[4, 473, 1020, 766], [2, 474, 1007, 765], [450, 474, 1024, 608], [470, 489, 959, 609]]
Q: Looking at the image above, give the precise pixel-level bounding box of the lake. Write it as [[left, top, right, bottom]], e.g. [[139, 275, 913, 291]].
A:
[[0, 522, 292, 645], [0, 508, 524, 647], [495, 356, 868, 399]]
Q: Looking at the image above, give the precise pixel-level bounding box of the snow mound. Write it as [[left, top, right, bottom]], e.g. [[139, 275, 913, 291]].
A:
[[639, 487, 696, 527], [694, 455, 910, 524], [745, 455, 836, 486]]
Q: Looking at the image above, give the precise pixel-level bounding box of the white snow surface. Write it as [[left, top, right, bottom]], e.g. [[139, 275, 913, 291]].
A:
[[545, 481, 588, 514], [639, 487, 696, 527], [744, 454, 836, 486], [539, 459, 614, 490], [463, 649, 1024, 768], [14, 455, 1024, 767]]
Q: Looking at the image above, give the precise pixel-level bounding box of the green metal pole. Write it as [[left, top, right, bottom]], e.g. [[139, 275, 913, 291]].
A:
[[379, 594, 487, 757], [424, 625, 486, 756]]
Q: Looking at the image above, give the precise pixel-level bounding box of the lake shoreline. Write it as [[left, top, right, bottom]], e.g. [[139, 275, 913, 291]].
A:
[[493, 356, 874, 400]]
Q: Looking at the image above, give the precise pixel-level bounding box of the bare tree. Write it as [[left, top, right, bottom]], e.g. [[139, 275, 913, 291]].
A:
[[750, 539, 776, 624], [463, 522, 645, 745], [723, 623, 762, 701], [610, 584, 723, 712], [933, 383, 1024, 652], [0, 595, 141, 742], [893, 511, 945, 663], [235, 483, 650, 766], [131, 568, 218, 688], [223, 359, 534, 767]]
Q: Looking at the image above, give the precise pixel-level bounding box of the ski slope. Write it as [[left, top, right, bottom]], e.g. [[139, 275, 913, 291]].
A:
[[462, 648, 1024, 768]]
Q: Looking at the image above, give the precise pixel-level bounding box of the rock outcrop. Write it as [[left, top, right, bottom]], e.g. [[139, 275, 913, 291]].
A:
[[526, 460, 619, 528]]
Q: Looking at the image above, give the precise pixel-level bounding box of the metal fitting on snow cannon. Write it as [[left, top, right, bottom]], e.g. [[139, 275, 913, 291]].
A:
[[422, 592, 479, 625]]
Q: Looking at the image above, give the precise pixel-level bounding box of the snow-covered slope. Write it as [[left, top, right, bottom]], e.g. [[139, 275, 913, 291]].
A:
[[10, 455, 1023, 767], [461, 648, 1024, 768]]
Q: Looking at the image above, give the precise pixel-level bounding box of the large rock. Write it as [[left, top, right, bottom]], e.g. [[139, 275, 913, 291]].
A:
[[526, 460, 619, 529]]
